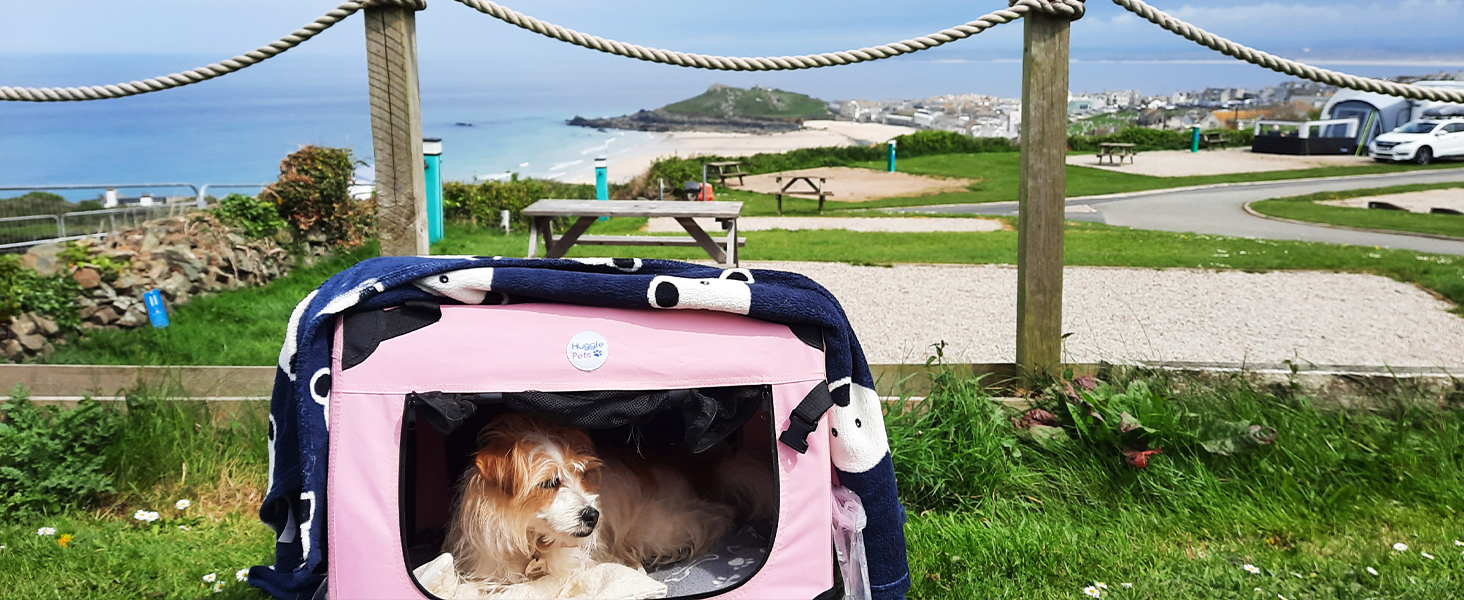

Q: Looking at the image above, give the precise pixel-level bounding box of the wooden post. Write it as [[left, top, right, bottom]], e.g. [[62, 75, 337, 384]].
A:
[[364, 4, 428, 256], [1015, 11, 1070, 377]]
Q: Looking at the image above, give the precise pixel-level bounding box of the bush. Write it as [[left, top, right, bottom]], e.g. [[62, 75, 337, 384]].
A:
[[213, 193, 288, 240], [261, 146, 373, 247], [0, 388, 122, 517], [443, 176, 596, 230], [1068, 127, 1255, 152], [0, 254, 81, 331]]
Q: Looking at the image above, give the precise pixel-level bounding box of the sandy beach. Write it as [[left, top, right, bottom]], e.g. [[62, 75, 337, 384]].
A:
[[565, 120, 917, 185]]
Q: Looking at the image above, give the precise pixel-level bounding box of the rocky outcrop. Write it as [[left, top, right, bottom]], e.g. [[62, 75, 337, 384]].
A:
[[9, 213, 294, 361]]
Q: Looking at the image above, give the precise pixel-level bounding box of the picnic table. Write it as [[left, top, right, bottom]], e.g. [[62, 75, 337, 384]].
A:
[[774, 175, 830, 215], [522, 199, 746, 266], [1200, 132, 1229, 149], [1097, 142, 1136, 165], [705, 161, 749, 186]]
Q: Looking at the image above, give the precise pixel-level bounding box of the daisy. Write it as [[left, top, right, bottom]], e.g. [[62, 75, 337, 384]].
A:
[[237, 568, 250, 582], [203, 573, 217, 583], [133, 510, 160, 523], [1421, 552, 1434, 560], [1082, 585, 1101, 598], [37, 527, 55, 536], [1243, 564, 1261, 574], [1394, 542, 1409, 552], [175, 499, 192, 510], [1120, 583, 1132, 589], [1094, 582, 1108, 590], [212, 581, 225, 593], [1455, 540, 1463, 547], [1366, 567, 1379, 576]]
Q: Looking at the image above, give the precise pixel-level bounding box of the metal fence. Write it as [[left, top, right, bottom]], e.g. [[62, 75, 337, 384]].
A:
[[0, 183, 269, 251]]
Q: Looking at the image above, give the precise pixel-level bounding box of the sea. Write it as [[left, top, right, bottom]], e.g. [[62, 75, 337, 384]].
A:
[[1, 53, 1455, 201]]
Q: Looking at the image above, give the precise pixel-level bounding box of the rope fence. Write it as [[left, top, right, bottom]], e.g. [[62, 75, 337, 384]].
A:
[[1, 0, 1460, 104]]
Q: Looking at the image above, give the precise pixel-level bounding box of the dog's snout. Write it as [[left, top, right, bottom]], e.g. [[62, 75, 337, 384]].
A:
[[579, 507, 600, 528]]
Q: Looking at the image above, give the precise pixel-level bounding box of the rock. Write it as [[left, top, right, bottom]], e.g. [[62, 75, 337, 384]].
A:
[[141, 228, 162, 253], [80, 305, 98, 320], [117, 306, 147, 328], [1, 339, 22, 360], [8, 315, 36, 338], [20, 243, 65, 276], [113, 272, 139, 290], [113, 295, 136, 312], [73, 267, 102, 289], [101, 248, 136, 261], [93, 307, 119, 325], [31, 314, 58, 336], [39, 342, 54, 360], [17, 331, 45, 351]]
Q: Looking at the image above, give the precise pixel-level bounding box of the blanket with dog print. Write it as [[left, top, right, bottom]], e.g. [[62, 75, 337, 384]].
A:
[[250, 256, 910, 600]]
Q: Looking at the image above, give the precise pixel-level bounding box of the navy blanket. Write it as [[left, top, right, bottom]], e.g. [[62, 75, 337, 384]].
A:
[[250, 256, 910, 599]]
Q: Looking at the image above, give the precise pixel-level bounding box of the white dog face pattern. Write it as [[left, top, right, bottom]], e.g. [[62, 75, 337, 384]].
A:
[[826, 383, 890, 473], [647, 275, 751, 314]]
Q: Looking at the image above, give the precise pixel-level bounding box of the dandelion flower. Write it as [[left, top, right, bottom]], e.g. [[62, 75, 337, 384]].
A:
[[57, 534, 73, 548], [175, 499, 192, 510], [1366, 567, 1379, 576], [213, 581, 225, 593], [1082, 585, 1101, 598], [1421, 552, 1434, 560], [203, 573, 217, 583], [1243, 564, 1261, 574], [178, 525, 191, 531], [37, 527, 55, 536], [236, 569, 250, 582], [1394, 542, 1409, 552]]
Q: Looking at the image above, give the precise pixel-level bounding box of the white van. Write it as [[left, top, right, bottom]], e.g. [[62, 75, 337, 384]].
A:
[[1369, 118, 1464, 164]]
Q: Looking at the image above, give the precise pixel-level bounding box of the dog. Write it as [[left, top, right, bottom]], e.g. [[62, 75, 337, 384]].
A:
[[445, 413, 770, 586]]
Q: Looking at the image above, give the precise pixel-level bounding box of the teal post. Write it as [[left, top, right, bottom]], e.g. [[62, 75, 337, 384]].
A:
[[595, 157, 608, 222], [1190, 127, 1201, 152], [423, 138, 444, 244], [886, 140, 897, 172]]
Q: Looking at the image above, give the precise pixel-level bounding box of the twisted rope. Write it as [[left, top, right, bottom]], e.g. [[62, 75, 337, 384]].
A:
[[447, 0, 1084, 71], [1111, 0, 1464, 104], [0, 0, 426, 102]]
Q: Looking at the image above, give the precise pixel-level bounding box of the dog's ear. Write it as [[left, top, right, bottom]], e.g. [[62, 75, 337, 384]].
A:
[[474, 440, 518, 497]]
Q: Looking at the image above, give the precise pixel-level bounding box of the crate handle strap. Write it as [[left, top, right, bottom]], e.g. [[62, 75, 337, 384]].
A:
[[779, 381, 833, 454], [341, 300, 442, 370]]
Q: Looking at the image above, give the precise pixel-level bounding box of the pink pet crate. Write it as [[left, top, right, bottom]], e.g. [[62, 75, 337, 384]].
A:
[[324, 302, 844, 599]]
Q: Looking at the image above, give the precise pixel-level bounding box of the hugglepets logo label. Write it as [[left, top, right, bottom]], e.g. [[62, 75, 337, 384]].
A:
[[566, 330, 609, 371]]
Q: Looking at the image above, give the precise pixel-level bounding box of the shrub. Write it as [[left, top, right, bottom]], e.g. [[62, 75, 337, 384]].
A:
[[1068, 127, 1255, 152], [59, 241, 127, 280], [213, 193, 288, 240], [261, 146, 373, 247], [0, 387, 122, 517], [443, 176, 596, 230], [0, 254, 81, 331]]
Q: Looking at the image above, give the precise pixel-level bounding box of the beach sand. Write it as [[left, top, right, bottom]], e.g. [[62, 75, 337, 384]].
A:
[[736, 167, 974, 202], [571, 120, 917, 185]]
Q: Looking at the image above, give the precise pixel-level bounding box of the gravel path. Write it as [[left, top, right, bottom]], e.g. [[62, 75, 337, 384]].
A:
[[1066, 148, 1371, 178], [644, 216, 1005, 233], [747, 261, 1464, 367]]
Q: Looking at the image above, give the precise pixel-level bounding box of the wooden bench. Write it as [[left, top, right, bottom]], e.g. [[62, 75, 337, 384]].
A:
[[774, 176, 831, 214], [705, 161, 749, 187], [522, 199, 745, 266], [1201, 132, 1229, 149], [1097, 143, 1136, 166]]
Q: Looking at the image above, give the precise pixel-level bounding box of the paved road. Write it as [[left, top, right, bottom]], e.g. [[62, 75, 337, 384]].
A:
[[898, 168, 1464, 255]]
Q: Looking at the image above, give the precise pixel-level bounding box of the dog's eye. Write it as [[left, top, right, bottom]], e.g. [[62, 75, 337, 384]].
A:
[[540, 477, 561, 490]]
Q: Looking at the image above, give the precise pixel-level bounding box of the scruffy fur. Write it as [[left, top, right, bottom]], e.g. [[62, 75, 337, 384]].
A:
[[445, 414, 762, 586]]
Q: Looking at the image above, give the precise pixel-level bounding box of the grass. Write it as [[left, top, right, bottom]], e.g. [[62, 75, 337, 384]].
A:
[[1, 395, 272, 599], [3, 372, 1462, 599], [1250, 182, 1464, 239], [777, 153, 1464, 212], [47, 243, 377, 366]]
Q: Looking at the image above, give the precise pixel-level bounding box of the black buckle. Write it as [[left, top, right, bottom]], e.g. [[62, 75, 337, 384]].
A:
[[778, 412, 819, 454]]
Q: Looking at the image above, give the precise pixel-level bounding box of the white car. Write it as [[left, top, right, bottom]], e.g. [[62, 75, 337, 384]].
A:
[[1369, 119, 1464, 164]]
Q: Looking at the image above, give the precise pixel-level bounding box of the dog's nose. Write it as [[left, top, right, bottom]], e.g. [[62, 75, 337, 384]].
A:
[[579, 507, 600, 528]]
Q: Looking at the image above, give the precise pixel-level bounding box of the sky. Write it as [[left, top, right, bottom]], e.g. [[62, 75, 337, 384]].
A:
[[3, 0, 1462, 101]]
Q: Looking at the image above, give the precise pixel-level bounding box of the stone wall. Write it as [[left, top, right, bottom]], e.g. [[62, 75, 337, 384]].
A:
[[9, 213, 295, 361]]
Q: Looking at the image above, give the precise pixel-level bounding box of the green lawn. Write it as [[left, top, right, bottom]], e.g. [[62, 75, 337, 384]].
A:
[[729, 153, 1461, 214], [4, 372, 1462, 599], [47, 218, 1464, 367], [1249, 182, 1464, 239]]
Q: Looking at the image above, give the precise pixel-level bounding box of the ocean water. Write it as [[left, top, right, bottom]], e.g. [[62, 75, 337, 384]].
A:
[[0, 53, 1451, 200]]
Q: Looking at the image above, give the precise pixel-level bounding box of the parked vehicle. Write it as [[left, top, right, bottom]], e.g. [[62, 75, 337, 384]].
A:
[[1369, 118, 1464, 164]]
